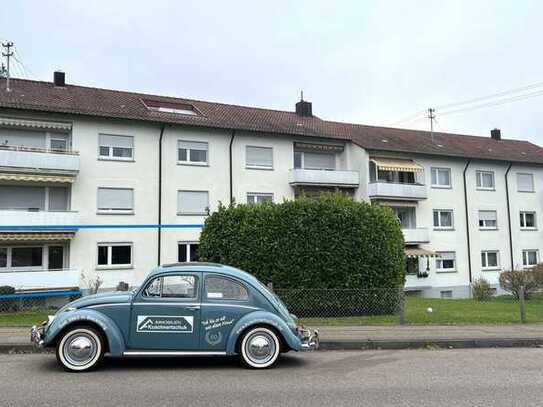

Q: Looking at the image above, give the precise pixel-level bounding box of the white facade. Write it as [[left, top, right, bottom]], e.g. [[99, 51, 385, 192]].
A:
[[1, 109, 542, 298]]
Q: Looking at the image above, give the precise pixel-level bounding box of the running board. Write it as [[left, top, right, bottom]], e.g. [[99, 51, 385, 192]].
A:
[[123, 350, 227, 356]]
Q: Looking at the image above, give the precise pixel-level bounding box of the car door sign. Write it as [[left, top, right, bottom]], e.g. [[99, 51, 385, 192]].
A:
[[136, 315, 194, 333]]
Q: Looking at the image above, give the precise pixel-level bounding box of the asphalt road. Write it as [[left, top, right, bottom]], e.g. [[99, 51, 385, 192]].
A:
[[2, 348, 543, 406]]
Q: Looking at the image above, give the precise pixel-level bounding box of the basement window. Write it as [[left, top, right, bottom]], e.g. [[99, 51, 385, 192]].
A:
[[143, 99, 200, 116]]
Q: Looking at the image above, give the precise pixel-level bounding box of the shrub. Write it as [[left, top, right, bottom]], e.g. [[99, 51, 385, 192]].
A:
[[0, 286, 15, 295], [471, 278, 493, 301], [199, 192, 405, 291], [116, 281, 130, 291], [499, 268, 542, 300]]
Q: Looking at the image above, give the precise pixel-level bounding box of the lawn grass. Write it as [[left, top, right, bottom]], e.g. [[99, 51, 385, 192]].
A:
[[301, 294, 543, 326], [0, 311, 49, 327]]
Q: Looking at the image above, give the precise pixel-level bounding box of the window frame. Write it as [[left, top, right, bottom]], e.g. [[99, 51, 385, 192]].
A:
[[478, 210, 498, 230], [520, 211, 537, 230], [245, 145, 274, 170], [481, 250, 500, 271], [177, 190, 209, 216], [177, 139, 209, 166], [96, 242, 133, 269], [177, 241, 200, 263], [142, 274, 199, 301], [96, 187, 135, 215], [436, 251, 456, 273], [517, 172, 535, 193], [98, 134, 134, 162], [476, 170, 495, 190], [431, 167, 452, 189], [247, 193, 274, 204], [204, 275, 249, 302], [522, 249, 539, 268], [433, 209, 454, 230]]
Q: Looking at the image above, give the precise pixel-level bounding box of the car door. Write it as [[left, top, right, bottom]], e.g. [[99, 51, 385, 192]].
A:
[[128, 272, 201, 350], [199, 273, 255, 350]]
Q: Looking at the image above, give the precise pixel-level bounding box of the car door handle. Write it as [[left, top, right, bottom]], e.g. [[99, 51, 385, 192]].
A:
[[186, 306, 200, 311]]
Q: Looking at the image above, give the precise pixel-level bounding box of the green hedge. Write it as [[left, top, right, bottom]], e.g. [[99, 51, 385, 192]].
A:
[[199, 193, 405, 291]]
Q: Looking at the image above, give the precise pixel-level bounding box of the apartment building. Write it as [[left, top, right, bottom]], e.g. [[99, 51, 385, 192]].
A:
[[1, 72, 543, 298]]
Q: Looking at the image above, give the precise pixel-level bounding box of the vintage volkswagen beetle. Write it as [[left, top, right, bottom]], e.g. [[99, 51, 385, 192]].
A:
[[31, 262, 318, 371]]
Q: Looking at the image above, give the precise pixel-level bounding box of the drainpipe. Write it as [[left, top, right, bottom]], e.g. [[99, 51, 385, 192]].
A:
[[505, 162, 514, 271], [229, 130, 236, 204], [157, 124, 166, 266], [463, 159, 472, 283]]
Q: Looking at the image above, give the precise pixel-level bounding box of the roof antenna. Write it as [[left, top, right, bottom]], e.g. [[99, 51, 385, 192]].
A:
[[300, 90, 304, 101], [428, 108, 436, 144], [1, 41, 14, 92]]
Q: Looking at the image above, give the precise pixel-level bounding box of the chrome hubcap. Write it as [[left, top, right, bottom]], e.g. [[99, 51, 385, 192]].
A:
[[64, 333, 97, 366], [246, 332, 276, 364]]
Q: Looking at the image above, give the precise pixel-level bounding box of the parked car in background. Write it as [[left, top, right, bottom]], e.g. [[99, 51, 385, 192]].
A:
[[31, 262, 318, 371]]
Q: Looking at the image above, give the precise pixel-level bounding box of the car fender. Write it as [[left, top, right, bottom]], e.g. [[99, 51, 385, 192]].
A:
[[226, 311, 301, 355], [43, 309, 126, 356]]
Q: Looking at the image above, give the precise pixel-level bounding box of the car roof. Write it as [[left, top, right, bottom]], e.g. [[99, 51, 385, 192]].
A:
[[150, 262, 263, 286]]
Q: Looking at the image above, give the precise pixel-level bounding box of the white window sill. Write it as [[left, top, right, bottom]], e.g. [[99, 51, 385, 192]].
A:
[[476, 187, 495, 191], [479, 227, 498, 231], [98, 157, 135, 162], [520, 228, 538, 231], [97, 210, 135, 215], [177, 162, 209, 167], [434, 227, 455, 231], [431, 185, 452, 189], [518, 190, 535, 193], [436, 270, 457, 273], [95, 265, 133, 271], [245, 165, 274, 171], [177, 212, 207, 216], [482, 267, 501, 272]]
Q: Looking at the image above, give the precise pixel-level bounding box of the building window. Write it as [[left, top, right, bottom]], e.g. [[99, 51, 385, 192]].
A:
[[522, 250, 539, 267], [0, 245, 65, 272], [0, 185, 69, 211], [97, 188, 134, 214], [178, 242, 199, 262], [50, 137, 68, 151], [476, 170, 495, 190], [440, 290, 453, 299], [436, 252, 456, 272], [479, 210, 497, 229], [205, 276, 249, 300], [431, 168, 451, 188], [520, 211, 536, 229], [246, 146, 273, 169], [177, 190, 209, 215], [247, 193, 274, 204], [433, 209, 453, 229], [517, 173, 534, 192], [98, 134, 134, 160], [178, 140, 208, 165], [97, 243, 132, 268], [294, 150, 336, 170], [10, 247, 43, 268], [481, 250, 500, 270]]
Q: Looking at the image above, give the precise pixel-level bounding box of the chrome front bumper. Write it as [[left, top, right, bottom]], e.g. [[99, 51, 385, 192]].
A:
[[298, 327, 319, 351], [30, 324, 45, 348]]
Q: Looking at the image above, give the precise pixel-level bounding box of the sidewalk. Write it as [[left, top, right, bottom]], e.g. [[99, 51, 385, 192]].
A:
[[3, 325, 543, 353]]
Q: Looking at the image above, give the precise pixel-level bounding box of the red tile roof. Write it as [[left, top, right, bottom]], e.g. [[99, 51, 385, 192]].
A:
[[1, 78, 543, 164]]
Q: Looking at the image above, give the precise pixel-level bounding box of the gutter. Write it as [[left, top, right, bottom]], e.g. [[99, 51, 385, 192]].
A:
[[157, 124, 166, 266], [505, 162, 514, 271], [463, 159, 472, 283], [229, 130, 236, 204]]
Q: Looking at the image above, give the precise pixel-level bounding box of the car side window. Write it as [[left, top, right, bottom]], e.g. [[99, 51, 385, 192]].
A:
[[142, 275, 197, 299], [205, 276, 249, 301]]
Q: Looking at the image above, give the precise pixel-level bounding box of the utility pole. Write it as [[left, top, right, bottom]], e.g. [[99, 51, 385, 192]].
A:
[[428, 108, 436, 143], [2, 41, 14, 92]]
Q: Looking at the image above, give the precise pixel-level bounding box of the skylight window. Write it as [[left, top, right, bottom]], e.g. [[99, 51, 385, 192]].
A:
[[142, 99, 200, 116]]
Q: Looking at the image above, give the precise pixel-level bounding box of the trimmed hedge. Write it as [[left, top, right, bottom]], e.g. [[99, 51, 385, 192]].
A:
[[199, 193, 405, 291]]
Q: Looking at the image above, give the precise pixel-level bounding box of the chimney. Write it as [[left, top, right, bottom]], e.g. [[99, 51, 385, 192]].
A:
[[490, 128, 501, 141], [295, 93, 312, 117], [53, 71, 65, 87]]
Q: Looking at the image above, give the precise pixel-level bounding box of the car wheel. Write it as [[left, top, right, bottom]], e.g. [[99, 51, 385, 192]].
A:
[[56, 326, 104, 372], [240, 326, 281, 369]]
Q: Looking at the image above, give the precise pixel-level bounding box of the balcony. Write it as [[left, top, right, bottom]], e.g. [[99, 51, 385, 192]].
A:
[[0, 145, 80, 173], [289, 168, 360, 187], [402, 228, 430, 244], [0, 210, 80, 231], [368, 182, 428, 201], [0, 269, 80, 290]]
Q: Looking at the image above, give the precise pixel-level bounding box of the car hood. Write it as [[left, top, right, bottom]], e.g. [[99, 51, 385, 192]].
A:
[[59, 291, 133, 311]]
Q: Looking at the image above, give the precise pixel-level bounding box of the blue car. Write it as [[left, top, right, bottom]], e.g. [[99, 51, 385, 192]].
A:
[[30, 262, 318, 371]]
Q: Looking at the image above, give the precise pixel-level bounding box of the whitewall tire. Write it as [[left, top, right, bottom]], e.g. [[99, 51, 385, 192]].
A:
[[56, 326, 104, 372], [240, 327, 281, 369]]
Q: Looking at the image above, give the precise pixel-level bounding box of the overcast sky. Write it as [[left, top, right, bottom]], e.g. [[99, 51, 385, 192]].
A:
[[1, 0, 542, 144]]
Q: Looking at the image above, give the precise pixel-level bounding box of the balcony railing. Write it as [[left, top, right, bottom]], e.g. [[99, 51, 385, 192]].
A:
[[402, 228, 430, 244], [289, 168, 360, 187], [0, 144, 80, 173], [368, 182, 428, 201], [0, 268, 80, 290], [0, 210, 80, 231]]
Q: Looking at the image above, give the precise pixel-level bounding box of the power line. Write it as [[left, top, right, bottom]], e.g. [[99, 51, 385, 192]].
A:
[[13, 48, 36, 78]]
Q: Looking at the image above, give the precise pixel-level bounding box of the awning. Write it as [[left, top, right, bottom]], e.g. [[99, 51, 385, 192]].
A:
[[0, 233, 75, 241], [405, 248, 436, 258], [371, 157, 424, 173], [0, 117, 72, 131], [376, 200, 418, 208], [0, 173, 75, 183]]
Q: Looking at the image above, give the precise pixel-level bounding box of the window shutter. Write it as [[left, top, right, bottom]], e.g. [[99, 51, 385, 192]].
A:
[[439, 252, 455, 261], [303, 152, 336, 169], [517, 173, 534, 192], [48, 187, 68, 211], [0, 186, 45, 210], [178, 140, 208, 151], [99, 134, 134, 148], [246, 146, 273, 167], [479, 210, 496, 221], [98, 188, 133, 210], [178, 191, 209, 214]]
